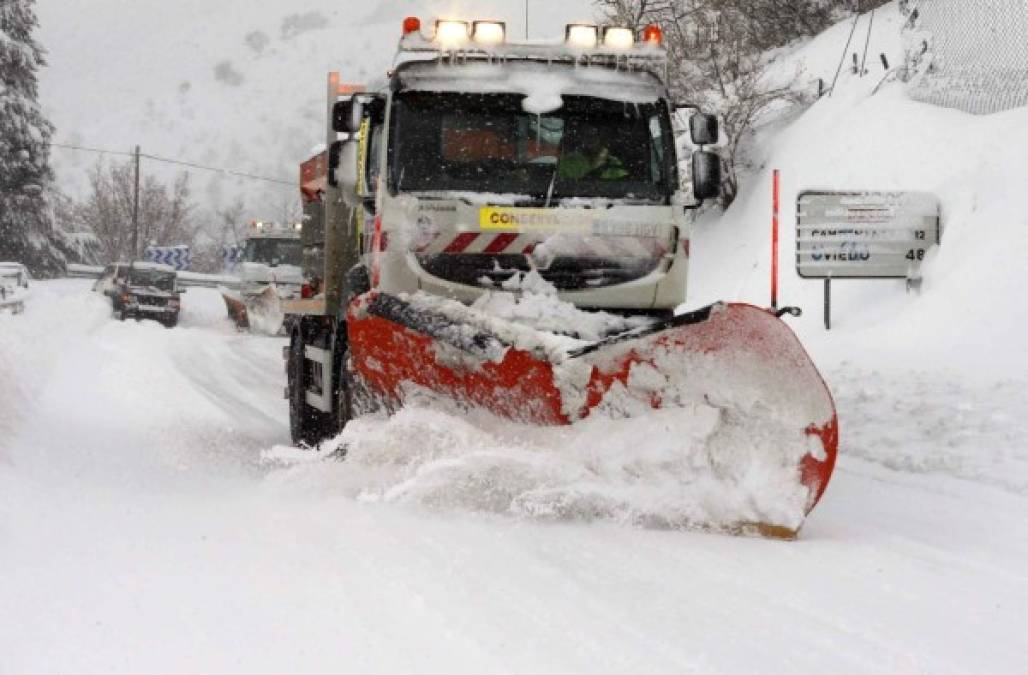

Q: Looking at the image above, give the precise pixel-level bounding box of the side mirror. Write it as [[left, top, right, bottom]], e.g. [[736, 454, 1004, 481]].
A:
[[330, 139, 360, 206], [690, 113, 719, 146], [691, 151, 721, 201], [332, 98, 363, 134], [686, 113, 719, 145]]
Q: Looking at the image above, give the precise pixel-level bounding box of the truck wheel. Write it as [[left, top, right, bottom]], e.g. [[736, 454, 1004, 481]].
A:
[[288, 325, 334, 447], [344, 264, 371, 307]]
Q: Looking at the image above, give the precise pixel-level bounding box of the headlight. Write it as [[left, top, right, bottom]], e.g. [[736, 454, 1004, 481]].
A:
[[566, 24, 599, 49], [603, 26, 635, 50], [472, 21, 506, 46], [435, 20, 470, 48]]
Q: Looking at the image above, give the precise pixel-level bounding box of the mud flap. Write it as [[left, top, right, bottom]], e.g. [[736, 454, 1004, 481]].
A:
[[221, 291, 250, 329], [347, 293, 838, 537], [222, 286, 286, 335]]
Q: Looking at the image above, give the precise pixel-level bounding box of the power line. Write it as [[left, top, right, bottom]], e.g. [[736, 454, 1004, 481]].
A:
[[48, 142, 135, 158], [47, 141, 297, 187]]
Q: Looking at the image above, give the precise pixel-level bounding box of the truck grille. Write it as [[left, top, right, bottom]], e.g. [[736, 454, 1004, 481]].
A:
[[136, 295, 168, 307], [415, 254, 661, 291]]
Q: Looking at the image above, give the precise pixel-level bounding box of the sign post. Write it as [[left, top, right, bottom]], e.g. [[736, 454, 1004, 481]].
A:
[[824, 278, 831, 330], [772, 170, 780, 311], [796, 191, 941, 330]]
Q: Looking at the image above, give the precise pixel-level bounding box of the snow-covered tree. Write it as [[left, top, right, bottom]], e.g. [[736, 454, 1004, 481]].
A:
[[0, 0, 61, 275], [594, 0, 888, 206]]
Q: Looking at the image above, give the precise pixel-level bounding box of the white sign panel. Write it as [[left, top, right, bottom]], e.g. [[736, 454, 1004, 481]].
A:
[[796, 191, 941, 279]]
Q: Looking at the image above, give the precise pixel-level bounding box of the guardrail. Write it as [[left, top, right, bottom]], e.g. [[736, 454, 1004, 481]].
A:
[[65, 264, 104, 279], [176, 271, 236, 289], [64, 264, 236, 290]]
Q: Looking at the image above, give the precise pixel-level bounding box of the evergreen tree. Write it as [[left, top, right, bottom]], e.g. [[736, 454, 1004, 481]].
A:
[[0, 0, 61, 276]]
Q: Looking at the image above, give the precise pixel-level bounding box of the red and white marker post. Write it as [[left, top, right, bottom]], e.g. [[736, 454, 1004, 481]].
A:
[[771, 169, 780, 311]]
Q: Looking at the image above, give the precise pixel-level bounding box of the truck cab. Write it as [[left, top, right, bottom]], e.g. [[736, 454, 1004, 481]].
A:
[[286, 18, 720, 445], [330, 19, 719, 313], [222, 221, 305, 331]]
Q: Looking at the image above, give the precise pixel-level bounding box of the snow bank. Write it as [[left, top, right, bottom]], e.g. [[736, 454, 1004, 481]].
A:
[[689, 3, 1028, 379], [0, 280, 110, 458], [0, 282, 287, 481]]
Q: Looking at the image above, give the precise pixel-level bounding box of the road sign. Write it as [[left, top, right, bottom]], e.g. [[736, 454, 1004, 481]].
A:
[[796, 191, 940, 279], [144, 245, 192, 271]]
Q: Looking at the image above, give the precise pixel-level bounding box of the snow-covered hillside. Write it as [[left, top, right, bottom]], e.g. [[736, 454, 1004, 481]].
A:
[[690, 4, 1028, 378], [36, 0, 595, 217]]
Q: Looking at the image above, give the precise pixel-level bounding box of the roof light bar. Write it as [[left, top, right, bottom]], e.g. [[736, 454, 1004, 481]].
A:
[[565, 23, 599, 49], [435, 20, 470, 48], [472, 20, 506, 46], [602, 26, 634, 50]]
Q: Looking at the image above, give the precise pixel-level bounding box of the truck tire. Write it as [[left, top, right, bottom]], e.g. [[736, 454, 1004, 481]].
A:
[[344, 264, 371, 307], [288, 322, 335, 447]]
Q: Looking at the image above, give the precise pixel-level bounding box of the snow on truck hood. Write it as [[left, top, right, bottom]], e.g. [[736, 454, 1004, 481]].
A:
[[398, 61, 664, 114]]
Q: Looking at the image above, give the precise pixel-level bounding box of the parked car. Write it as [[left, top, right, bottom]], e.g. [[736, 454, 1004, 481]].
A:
[[93, 262, 182, 327], [0, 262, 31, 315]]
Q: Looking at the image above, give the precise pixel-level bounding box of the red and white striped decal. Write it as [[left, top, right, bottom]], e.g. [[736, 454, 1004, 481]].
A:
[[419, 232, 672, 258]]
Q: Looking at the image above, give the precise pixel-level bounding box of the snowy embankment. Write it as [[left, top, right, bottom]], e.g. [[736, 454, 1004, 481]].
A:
[[687, 3, 1028, 491]]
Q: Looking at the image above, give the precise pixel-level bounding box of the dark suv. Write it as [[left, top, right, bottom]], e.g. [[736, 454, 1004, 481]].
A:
[[93, 262, 183, 327]]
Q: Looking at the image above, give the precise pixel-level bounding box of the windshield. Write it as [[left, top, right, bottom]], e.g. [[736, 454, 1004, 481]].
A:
[[129, 268, 175, 291], [244, 238, 302, 267], [388, 92, 675, 202]]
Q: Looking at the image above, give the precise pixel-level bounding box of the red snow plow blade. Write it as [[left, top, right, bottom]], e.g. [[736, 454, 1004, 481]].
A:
[[347, 293, 837, 538], [222, 286, 285, 334]]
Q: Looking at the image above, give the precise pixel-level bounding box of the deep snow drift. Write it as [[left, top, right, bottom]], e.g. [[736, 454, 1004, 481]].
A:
[[3, 283, 1027, 674]]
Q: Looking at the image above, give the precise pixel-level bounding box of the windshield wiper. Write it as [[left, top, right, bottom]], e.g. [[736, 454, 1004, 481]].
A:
[[544, 164, 559, 208]]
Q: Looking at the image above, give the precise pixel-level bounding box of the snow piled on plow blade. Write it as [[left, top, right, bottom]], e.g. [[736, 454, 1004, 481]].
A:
[[269, 287, 838, 537]]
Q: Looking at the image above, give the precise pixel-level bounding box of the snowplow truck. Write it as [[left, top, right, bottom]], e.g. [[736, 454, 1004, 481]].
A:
[[221, 220, 304, 333], [283, 18, 837, 538]]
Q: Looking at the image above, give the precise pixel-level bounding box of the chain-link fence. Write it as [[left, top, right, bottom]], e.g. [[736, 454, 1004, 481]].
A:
[[902, 0, 1028, 115]]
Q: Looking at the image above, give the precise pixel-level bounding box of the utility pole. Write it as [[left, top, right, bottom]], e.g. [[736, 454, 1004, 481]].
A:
[[525, 0, 529, 39], [131, 145, 141, 260]]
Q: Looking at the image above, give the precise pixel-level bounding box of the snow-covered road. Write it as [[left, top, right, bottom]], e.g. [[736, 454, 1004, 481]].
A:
[[2, 280, 1026, 674]]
